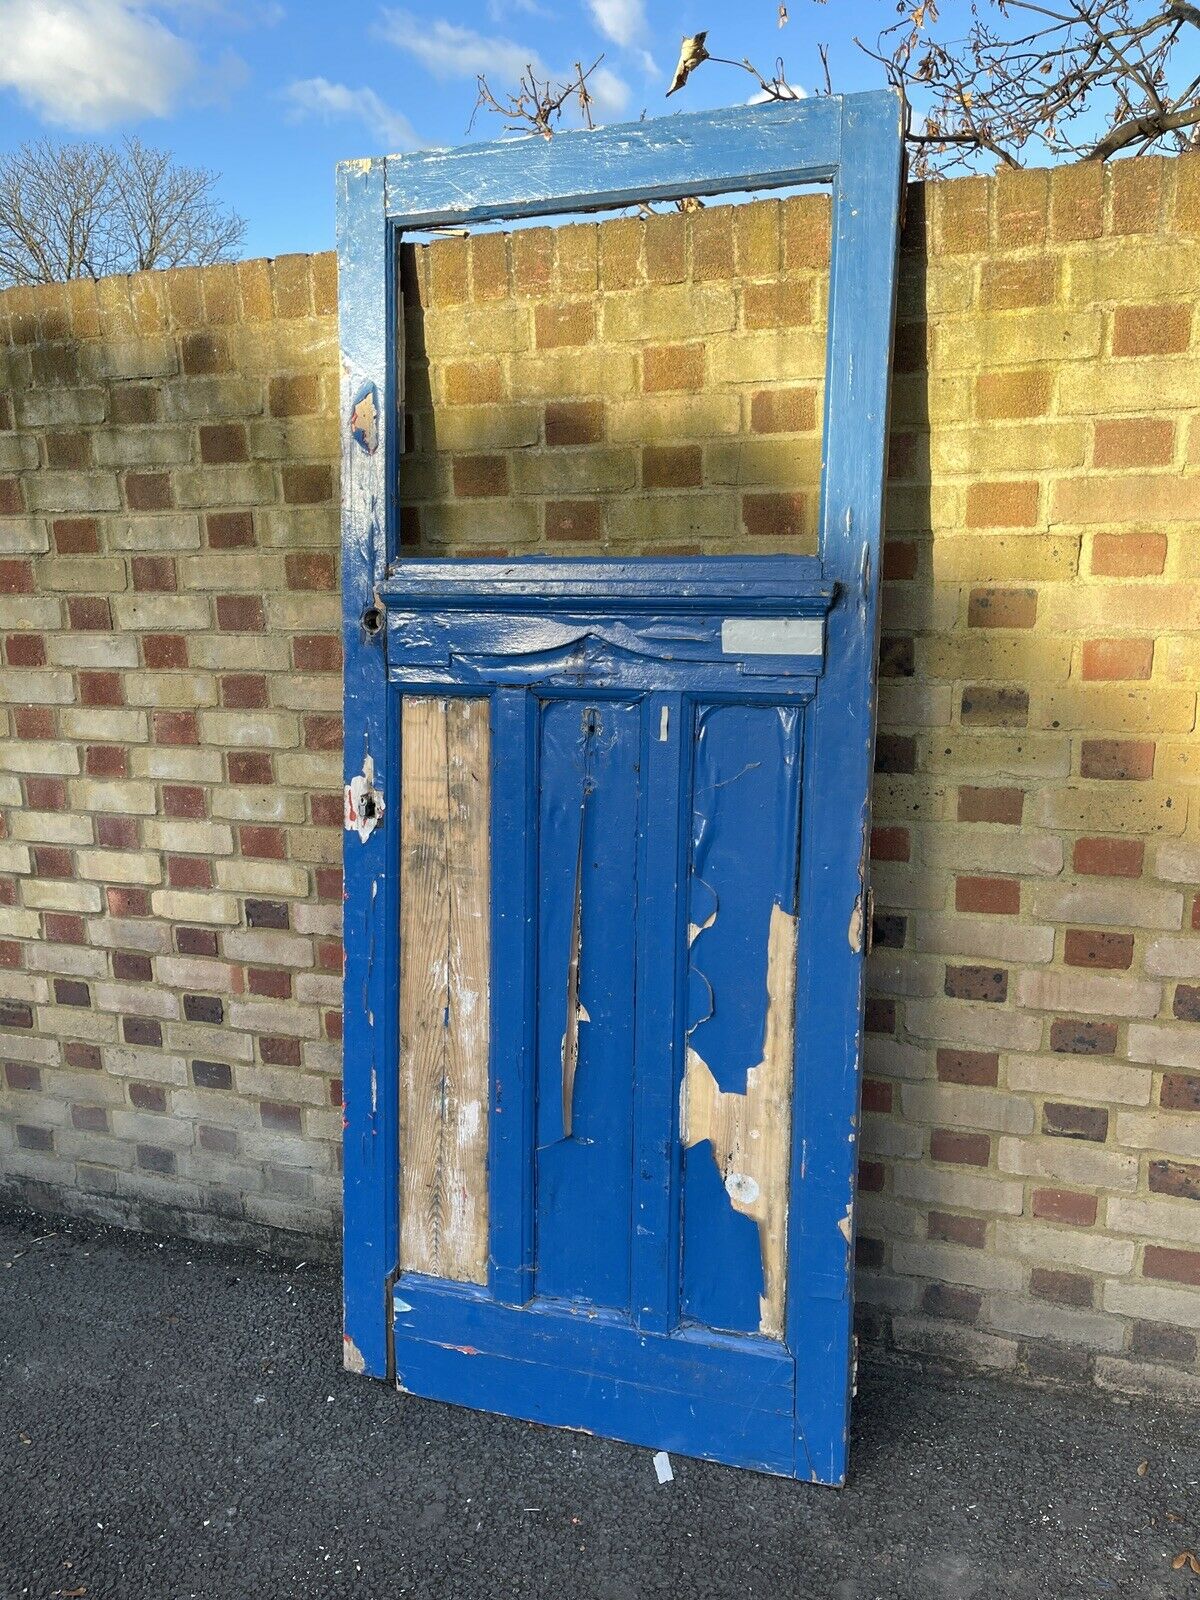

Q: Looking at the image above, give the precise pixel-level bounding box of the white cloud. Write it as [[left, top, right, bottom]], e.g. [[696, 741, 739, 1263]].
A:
[[0, 0, 197, 128], [378, 11, 544, 84], [486, 0, 549, 17], [378, 8, 630, 124], [283, 77, 424, 154], [586, 0, 646, 49]]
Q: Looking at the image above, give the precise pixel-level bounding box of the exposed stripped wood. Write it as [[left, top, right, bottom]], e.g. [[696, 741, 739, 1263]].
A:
[[399, 695, 490, 1283], [681, 902, 797, 1338]]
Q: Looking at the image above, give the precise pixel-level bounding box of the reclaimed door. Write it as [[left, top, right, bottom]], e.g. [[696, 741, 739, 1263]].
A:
[[338, 94, 904, 1483]]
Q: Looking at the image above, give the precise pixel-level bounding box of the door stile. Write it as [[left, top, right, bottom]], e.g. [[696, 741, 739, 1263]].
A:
[[631, 691, 688, 1334], [487, 686, 538, 1306]]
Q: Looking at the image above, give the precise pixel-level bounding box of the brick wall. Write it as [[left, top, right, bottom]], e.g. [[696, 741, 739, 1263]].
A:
[[1, 153, 1198, 1397]]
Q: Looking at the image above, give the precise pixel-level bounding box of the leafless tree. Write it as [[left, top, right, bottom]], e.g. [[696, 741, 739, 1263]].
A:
[[473, 3, 1200, 178], [0, 138, 246, 289], [470, 57, 608, 139]]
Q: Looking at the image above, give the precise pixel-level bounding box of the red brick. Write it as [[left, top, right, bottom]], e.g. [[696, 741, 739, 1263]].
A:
[[1080, 739, 1154, 781], [220, 674, 268, 710], [261, 1036, 302, 1067], [97, 816, 138, 848], [742, 493, 806, 540], [311, 794, 342, 828], [67, 596, 111, 631], [1142, 1244, 1200, 1287], [642, 343, 704, 392], [64, 1041, 101, 1071], [85, 745, 127, 778], [25, 776, 66, 810], [944, 964, 1007, 1002], [749, 387, 816, 434], [922, 1282, 981, 1323], [452, 455, 508, 498], [293, 634, 341, 671], [927, 1210, 987, 1247], [206, 511, 254, 549], [125, 472, 173, 511], [861, 1078, 892, 1114], [131, 554, 176, 592], [936, 1048, 999, 1086], [239, 825, 286, 860], [967, 588, 1036, 628], [1150, 1159, 1200, 1201], [0, 479, 25, 516], [249, 968, 292, 999], [283, 553, 335, 591], [167, 856, 212, 889], [870, 826, 910, 863], [1090, 533, 1165, 577], [955, 875, 1020, 915], [545, 401, 604, 446], [931, 1128, 991, 1166], [229, 752, 273, 785], [6, 634, 46, 667], [79, 670, 124, 707], [153, 711, 199, 745], [882, 539, 918, 581], [1080, 639, 1153, 681], [1072, 836, 1144, 877], [163, 785, 206, 819], [144, 634, 188, 669], [1030, 1267, 1093, 1306], [1161, 1073, 1200, 1112], [304, 715, 341, 751], [957, 786, 1025, 825], [52, 517, 100, 554], [1050, 1018, 1117, 1055], [281, 465, 333, 504], [1112, 302, 1192, 357], [0, 559, 34, 595], [199, 423, 248, 464], [1092, 417, 1175, 468], [315, 866, 342, 901], [1042, 1102, 1109, 1142], [642, 445, 702, 490], [857, 1159, 884, 1193], [1064, 928, 1133, 970], [965, 480, 1039, 528], [216, 595, 265, 631], [1173, 984, 1200, 1022], [545, 501, 601, 542], [43, 912, 85, 944], [1032, 1187, 1098, 1226], [33, 846, 74, 879]]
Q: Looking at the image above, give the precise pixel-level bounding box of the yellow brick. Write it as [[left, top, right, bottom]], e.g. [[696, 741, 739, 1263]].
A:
[[704, 437, 822, 490], [508, 348, 637, 402], [421, 304, 530, 358], [1043, 581, 1200, 634], [928, 535, 1079, 584], [607, 394, 740, 443], [1064, 241, 1200, 305], [935, 309, 1102, 370], [708, 328, 825, 385], [554, 223, 599, 294], [897, 261, 973, 319], [1031, 686, 1196, 734], [1031, 786, 1186, 835], [510, 448, 637, 497], [424, 405, 540, 452], [1051, 473, 1200, 526], [410, 500, 540, 551], [600, 283, 736, 344], [603, 493, 736, 545], [930, 423, 1086, 475], [921, 635, 1072, 682], [924, 734, 1070, 778], [1057, 359, 1200, 415], [733, 199, 780, 277]]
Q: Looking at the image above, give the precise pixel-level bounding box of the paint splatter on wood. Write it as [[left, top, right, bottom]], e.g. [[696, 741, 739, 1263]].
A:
[[399, 695, 490, 1283], [682, 901, 797, 1338]]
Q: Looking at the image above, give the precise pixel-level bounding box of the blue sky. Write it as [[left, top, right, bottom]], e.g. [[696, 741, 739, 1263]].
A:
[[0, 1, 893, 258]]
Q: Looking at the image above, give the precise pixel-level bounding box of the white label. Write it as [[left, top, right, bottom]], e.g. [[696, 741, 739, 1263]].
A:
[[721, 617, 824, 657]]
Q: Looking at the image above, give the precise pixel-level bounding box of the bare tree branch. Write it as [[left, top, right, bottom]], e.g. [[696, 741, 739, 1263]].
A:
[[0, 139, 245, 288], [470, 56, 607, 139]]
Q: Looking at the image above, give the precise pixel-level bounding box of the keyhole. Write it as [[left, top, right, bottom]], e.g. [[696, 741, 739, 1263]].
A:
[[361, 604, 384, 636]]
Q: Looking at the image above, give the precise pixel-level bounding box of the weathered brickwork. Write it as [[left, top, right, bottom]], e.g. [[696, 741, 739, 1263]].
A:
[[0, 154, 1198, 1396]]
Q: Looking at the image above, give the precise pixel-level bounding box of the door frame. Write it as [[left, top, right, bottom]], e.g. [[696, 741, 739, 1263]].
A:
[[338, 91, 905, 1483]]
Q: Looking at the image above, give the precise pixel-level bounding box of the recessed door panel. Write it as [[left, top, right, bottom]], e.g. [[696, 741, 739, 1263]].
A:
[[534, 697, 642, 1312], [681, 703, 803, 1340]]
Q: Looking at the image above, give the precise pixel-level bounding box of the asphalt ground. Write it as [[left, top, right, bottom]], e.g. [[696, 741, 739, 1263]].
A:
[[1, 1206, 1197, 1600]]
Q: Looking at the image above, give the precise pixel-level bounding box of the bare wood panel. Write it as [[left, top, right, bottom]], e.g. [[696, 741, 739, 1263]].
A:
[[682, 902, 797, 1339], [399, 695, 491, 1283]]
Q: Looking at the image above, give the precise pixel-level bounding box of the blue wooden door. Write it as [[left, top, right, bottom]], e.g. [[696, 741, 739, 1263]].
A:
[[337, 94, 904, 1483]]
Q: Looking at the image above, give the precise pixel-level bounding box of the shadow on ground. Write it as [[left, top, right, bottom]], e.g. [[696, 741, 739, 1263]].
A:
[[0, 1207, 1196, 1600]]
